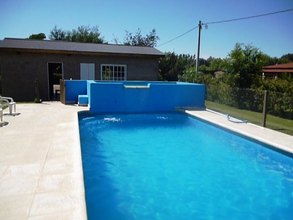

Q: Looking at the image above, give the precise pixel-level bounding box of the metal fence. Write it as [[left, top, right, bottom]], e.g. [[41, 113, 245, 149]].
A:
[[205, 85, 293, 135]]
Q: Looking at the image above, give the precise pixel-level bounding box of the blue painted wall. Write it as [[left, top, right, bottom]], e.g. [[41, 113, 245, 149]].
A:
[[88, 81, 205, 113], [64, 80, 205, 112], [86, 80, 95, 106], [65, 80, 87, 104]]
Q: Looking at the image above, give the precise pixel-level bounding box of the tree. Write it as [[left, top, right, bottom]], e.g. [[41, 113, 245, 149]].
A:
[[67, 26, 105, 43], [123, 29, 159, 47], [279, 53, 293, 63], [28, 33, 46, 40], [159, 53, 195, 81], [49, 26, 66, 40], [225, 43, 264, 88], [49, 25, 105, 43], [260, 53, 278, 66], [208, 57, 226, 73]]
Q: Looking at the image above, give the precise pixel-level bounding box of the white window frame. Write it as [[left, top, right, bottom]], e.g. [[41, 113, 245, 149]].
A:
[[100, 64, 127, 81]]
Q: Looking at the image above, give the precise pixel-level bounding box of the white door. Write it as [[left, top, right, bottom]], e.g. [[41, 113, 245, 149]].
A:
[[80, 63, 95, 80], [88, 63, 95, 80]]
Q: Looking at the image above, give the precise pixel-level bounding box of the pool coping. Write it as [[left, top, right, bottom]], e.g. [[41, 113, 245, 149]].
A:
[[185, 109, 293, 155]]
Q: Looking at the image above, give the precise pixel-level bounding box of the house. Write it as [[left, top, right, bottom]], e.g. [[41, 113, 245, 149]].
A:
[[262, 62, 293, 79], [0, 38, 164, 101]]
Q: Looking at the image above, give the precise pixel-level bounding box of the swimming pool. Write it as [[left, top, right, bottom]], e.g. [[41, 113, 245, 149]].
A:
[[79, 112, 293, 220]]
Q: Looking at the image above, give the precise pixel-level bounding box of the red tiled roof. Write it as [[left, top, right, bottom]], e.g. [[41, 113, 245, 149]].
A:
[[263, 62, 293, 73]]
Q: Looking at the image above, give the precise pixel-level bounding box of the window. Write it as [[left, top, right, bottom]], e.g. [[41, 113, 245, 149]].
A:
[[80, 63, 95, 80], [101, 64, 127, 80]]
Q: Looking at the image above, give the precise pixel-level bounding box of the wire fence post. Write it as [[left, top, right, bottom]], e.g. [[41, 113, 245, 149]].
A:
[[262, 90, 268, 127]]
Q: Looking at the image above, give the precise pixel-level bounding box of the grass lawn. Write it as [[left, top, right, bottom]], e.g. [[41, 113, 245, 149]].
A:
[[205, 101, 293, 136]]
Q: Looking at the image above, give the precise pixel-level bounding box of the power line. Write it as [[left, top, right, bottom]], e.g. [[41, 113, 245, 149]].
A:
[[204, 8, 293, 25], [157, 8, 293, 48], [157, 26, 198, 47]]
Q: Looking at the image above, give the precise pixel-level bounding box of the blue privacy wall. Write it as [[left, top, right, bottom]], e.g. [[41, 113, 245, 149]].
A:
[[65, 80, 87, 104], [88, 81, 205, 113], [86, 80, 95, 106]]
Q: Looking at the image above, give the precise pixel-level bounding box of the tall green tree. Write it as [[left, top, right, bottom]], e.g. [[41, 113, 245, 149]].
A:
[[208, 57, 226, 73], [123, 29, 159, 47], [279, 53, 293, 63], [159, 53, 195, 81], [28, 33, 46, 40], [49, 26, 66, 40], [49, 25, 105, 43], [225, 43, 264, 88], [67, 26, 105, 43]]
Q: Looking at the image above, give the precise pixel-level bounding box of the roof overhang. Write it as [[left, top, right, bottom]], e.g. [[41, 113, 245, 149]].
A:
[[262, 62, 293, 73], [262, 69, 293, 73], [0, 38, 165, 58]]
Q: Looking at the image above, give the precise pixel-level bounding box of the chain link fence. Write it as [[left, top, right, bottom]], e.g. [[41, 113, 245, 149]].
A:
[[205, 85, 293, 135]]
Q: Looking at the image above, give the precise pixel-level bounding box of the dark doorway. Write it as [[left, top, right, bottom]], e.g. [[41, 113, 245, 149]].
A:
[[0, 64, 2, 95], [48, 63, 63, 100]]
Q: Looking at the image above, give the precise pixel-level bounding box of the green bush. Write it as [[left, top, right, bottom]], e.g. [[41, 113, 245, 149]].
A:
[[177, 47, 292, 120]]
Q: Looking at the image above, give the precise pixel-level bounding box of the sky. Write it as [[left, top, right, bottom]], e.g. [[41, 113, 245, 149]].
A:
[[0, 0, 292, 58]]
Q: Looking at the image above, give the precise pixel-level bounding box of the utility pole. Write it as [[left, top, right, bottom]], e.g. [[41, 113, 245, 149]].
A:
[[195, 20, 202, 73]]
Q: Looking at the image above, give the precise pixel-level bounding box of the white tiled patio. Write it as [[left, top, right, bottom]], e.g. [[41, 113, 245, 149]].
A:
[[0, 102, 88, 220], [0, 102, 292, 220]]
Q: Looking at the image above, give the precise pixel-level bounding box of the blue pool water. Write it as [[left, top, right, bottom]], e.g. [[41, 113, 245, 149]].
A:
[[79, 113, 293, 220]]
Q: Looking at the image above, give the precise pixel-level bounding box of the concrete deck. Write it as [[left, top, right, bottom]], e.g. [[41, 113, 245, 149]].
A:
[[186, 110, 293, 154], [0, 102, 88, 220], [0, 103, 292, 219]]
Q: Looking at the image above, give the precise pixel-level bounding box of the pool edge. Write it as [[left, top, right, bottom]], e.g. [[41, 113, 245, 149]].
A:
[[185, 109, 293, 157]]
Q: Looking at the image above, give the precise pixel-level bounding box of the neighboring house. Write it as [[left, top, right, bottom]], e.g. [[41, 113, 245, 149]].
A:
[[262, 62, 293, 79], [0, 38, 164, 101]]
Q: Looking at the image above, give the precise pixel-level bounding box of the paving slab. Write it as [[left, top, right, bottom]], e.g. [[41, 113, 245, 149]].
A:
[[0, 102, 87, 220]]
